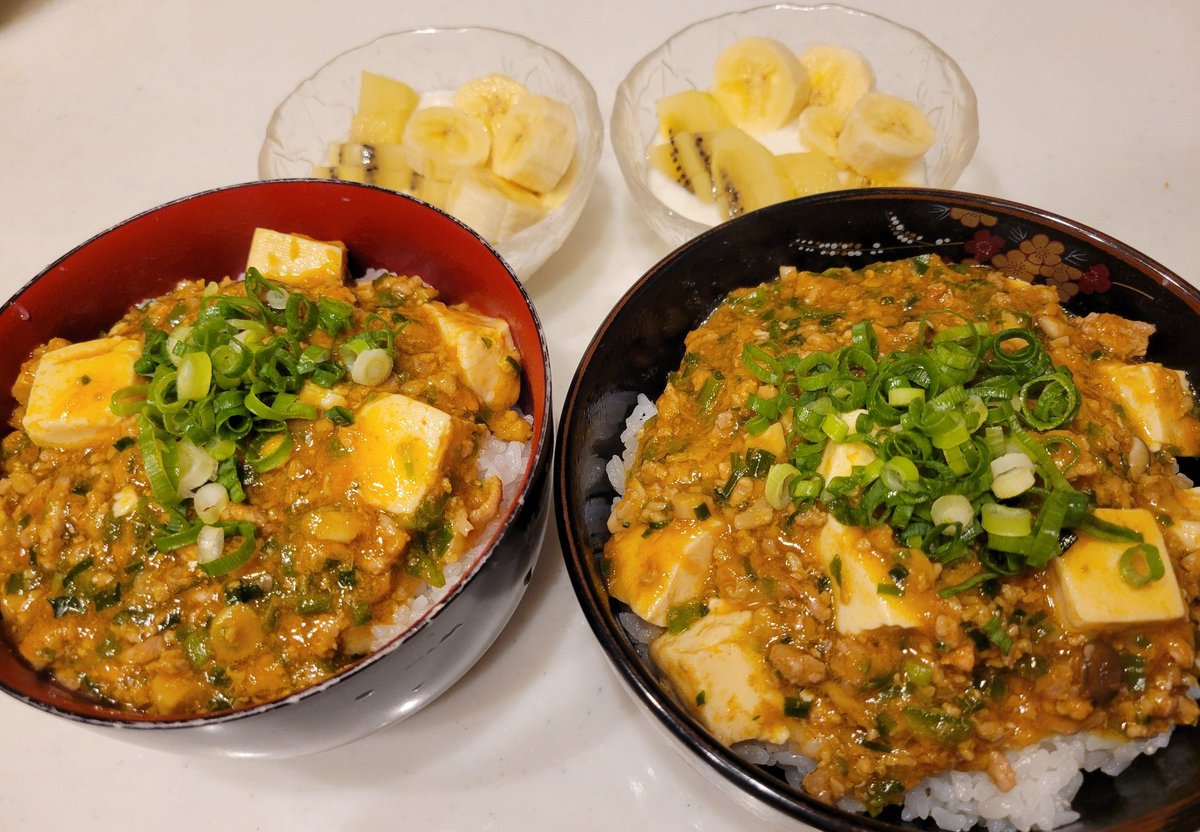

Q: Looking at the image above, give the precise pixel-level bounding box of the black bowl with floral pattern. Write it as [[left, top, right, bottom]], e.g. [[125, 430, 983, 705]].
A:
[[556, 188, 1200, 832]]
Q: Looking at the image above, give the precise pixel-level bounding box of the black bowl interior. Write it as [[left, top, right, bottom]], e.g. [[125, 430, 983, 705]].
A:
[[557, 189, 1200, 832]]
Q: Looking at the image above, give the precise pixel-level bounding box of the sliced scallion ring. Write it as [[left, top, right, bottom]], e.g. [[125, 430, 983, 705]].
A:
[[765, 463, 801, 510], [980, 504, 1033, 537], [931, 494, 973, 531], [176, 352, 212, 401], [351, 348, 393, 386], [1119, 543, 1164, 587]]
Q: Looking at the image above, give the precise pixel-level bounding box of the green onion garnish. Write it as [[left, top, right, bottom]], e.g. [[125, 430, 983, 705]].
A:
[[1119, 543, 1164, 587], [108, 268, 409, 579], [711, 312, 1117, 589]]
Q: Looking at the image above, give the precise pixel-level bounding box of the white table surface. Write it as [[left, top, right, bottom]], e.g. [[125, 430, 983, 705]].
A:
[[1, 1, 1198, 829]]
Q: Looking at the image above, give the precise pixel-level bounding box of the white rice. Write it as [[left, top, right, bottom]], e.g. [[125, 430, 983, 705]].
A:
[[606, 398, 1186, 831], [368, 430, 530, 648], [897, 730, 1173, 832], [606, 393, 657, 498]]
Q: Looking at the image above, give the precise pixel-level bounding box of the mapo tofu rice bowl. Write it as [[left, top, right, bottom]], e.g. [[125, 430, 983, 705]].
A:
[[603, 254, 1200, 831], [0, 226, 533, 718]]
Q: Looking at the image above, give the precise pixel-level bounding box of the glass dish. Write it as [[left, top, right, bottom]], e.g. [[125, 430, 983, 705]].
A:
[[259, 27, 603, 280], [611, 4, 979, 249]]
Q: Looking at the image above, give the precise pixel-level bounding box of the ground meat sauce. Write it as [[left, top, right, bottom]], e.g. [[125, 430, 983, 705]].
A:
[[0, 270, 530, 716], [606, 256, 1200, 811]]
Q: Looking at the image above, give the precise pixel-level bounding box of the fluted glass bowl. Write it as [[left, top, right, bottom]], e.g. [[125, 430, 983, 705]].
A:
[[611, 4, 979, 249], [259, 27, 603, 280]]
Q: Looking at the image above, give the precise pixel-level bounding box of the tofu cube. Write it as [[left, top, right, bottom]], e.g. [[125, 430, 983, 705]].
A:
[[816, 410, 876, 482], [245, 228, 346, 292], [745, 421, 786, 458], [1050, 508, 1185, 628], [607, 518, 721, 627], [1169, 487, 1200, 551], [343, 393, 455, 520], [818, 517, 921, 634], [1103, 361, 1200, 454], [22, 337, 141, 449], [651, 607, 788, 745], [426, 303, 521, 410]]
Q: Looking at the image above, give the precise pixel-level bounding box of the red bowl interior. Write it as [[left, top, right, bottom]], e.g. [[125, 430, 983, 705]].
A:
[[0, 179, 548, 720]]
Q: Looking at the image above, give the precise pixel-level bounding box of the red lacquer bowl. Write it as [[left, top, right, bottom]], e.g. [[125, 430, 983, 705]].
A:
[[0, 180, 552, 756]]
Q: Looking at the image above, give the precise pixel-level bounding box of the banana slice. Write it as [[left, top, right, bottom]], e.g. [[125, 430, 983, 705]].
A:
[[453, 74, 528, 135], [649, 132, 717, 203], [402, 106, 491, 183], [777, 152, 842, 197], [446, 167, 546, 244], [798, 45, 875, 120], [708, 127, 794, 218], [711, 36, 810, 132], [541, 154, 580, 211], [656, 90, 731, 140], [491, 93, 576, 194], [837, 92, 935, 179], [796, 106, 843, 158]]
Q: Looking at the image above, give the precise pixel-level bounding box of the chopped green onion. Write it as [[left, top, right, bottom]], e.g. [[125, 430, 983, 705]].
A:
[[765, 463, 801, 510], [350, 348, 392, 386], [888, 387, 925, 407], [297, 593, 332, 614], [990, 452, 1035, 499], [981, 504, 1032, 537], [176, 352, 212, 400], [666, 600, 708, 634], [931, 495, 973, 531], [745, 414, 771, 436], [165, 325, 193, 366], [903, 658, 933, 686], [136, 415, 179, 507], [197, 522, 256, 577], [745, 448, 774, 478], [325, 406, 355, 426], [1119, 543, 1164, 587], [981, 616, 1013, 653], [822, 413, 849, 442], [742, 344, 782, 385], [176, 441, 218, 496], [110, 384, 149, 416], [792, 476, 823, 501], [193, 482, 229, 524], [695, 375, 724, 413], [245, 429, 294, 473], [63, 557, 94, 586], [1080, 514, 1144, 543]]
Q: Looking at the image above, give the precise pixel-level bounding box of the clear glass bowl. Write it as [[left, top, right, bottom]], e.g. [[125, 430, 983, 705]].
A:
[[259, 27, 603, 280], [611, 4, 979, 249]]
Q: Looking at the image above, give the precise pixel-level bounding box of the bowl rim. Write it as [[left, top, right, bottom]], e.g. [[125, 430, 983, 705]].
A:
[[610, 2, 980, 245], [257, 25, 605, 268], [0, 178, 553, 729], [556, 187, 1200, 829]]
